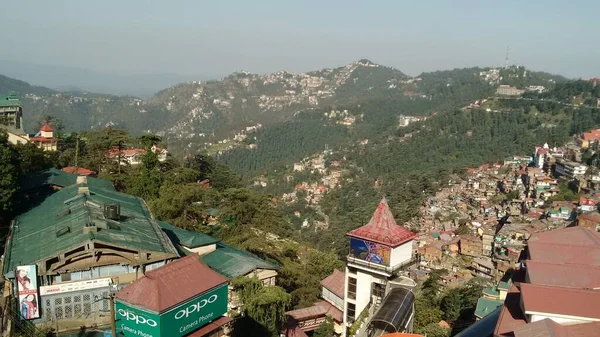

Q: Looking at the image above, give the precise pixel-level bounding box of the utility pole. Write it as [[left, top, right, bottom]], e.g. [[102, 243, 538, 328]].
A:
[[109, 294, 117, 337], [74, 135, 80, 169]]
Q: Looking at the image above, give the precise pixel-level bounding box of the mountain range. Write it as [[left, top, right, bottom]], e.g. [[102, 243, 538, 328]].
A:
[[0, 60, 568, 159]]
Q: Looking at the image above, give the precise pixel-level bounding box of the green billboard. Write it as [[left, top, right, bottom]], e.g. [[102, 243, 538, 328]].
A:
[[116, 283, 228, 337], [115, 301, 160, 337]]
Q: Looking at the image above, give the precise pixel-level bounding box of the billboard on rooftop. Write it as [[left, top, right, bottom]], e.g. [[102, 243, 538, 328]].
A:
[[349, 238, 391, 266]]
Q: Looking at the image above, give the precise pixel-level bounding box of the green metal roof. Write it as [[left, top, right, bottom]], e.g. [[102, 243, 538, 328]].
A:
[[200, 243, 277, 279], [21, 168, 115, 191], [497, 280, 511, 291], [158, 221, 219, 248], [474, 297, 503, 319], [482, 287, 500, 298], [0, 94, 23, 107], [4, 183, 178, 276]]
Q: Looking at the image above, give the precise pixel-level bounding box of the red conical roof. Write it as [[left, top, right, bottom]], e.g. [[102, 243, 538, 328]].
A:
[[40, 123, 54, 132], [347, 197, 416, 247]]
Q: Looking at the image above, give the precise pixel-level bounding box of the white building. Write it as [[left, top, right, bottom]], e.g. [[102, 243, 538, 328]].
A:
[[343, 197, 417, 336]]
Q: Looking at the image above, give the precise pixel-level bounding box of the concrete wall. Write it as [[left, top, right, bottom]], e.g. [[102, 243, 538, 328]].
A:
[[7, 131, 29, 145], [321, 288, 343, 311], [187, 243, 217, 256], [390, 241, 413, 267], [530, 313, 599, 325]]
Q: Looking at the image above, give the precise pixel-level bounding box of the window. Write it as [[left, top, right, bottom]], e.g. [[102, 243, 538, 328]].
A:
[[372, 282, 385, 298], [347, 277, 357, 300], [346, 302, 356, 323]]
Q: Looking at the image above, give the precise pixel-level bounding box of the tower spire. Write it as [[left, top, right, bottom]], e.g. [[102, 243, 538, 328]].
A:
[[504, 46, 510, 69]]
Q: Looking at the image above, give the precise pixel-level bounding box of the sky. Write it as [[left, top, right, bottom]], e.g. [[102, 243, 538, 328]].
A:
[[1, 0, 599, 79]]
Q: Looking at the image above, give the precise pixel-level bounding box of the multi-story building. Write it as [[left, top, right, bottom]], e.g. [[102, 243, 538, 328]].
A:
[[471, 258, 495, 279], [0, 92, 24, 133], [555, 159, 587, 179], [460, 235, 483, 257], [343, 197, 417, 336]]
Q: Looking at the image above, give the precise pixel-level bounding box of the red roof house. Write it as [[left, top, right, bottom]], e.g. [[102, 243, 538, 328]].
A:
[[320, 269, 345, 299], [347, 197, 416, 247], [115, 254, 227, 312], [40, 123, 54, 132], [61, 166, 97, 177]]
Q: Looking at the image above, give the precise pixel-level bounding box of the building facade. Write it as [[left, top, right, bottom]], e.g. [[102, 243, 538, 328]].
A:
[[343, 198, 417, 336]]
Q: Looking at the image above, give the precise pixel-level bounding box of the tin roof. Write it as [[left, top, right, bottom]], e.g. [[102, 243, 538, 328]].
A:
[[513, 319, 600, 337], [528, 242, 600, 266], [21, 168, 114, 191], [347, 197, 416, 247], [158, 220, 219, 249], [474, 297, 503, 319], [527, 226, 600, 246], [40, 123, 54, 132], [520, 283, 600, 320], [61, 167, 97, 176], [200, 242, 277, 279], [115, 255, 227, 313], [3, 181, 177, 275], [526, 260, 600, 289], [0, 94, 22, 107], [320, 269, 345, 299]]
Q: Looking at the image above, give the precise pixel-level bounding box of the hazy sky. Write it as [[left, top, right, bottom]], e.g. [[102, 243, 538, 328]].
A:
[[1, 0, 598, 79]]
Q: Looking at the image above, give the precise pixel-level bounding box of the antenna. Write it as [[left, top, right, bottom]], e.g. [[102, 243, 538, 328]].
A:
[[504, 46, 510, 69]]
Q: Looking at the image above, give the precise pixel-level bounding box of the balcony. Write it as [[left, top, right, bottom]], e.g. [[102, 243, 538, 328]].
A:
[[345, 256, 417, 275]]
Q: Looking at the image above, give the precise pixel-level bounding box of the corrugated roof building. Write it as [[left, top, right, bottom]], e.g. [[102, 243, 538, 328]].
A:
[[4, 178, 178, 278], [493, 227, 600, 337]]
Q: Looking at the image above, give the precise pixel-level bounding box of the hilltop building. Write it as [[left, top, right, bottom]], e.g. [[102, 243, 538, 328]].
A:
[[1, 92, 58, 150], [343, 197, 417, 336], [0, 92, 29, 144], [30, 123, 58, 151], [496, 85, 524, 96], [108, 145, 168, 166]]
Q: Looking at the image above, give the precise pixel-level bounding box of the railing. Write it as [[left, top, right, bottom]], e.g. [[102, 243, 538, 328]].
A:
[[345, 256, 418, 274]]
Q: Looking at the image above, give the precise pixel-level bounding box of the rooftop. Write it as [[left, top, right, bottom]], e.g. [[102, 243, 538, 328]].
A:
[[115, 255, 227, 313], [158, 220, 219, 249], [475, 297, 503, 319], [520, 283, 600, 320], [21, 168, 114, 191], [200, 242, 277, 279], [526, 259, 600, 289], [320, 269, 345, 299], [0, 94, 22, 107], [61, 167, 97, 176], [513, 319, 600, 337], [4, 180, 178, 276], [527, 226, 600, 247], [527, 241, 600, 266], [347, 197, 416, 247], [40, 123, 54, 132]]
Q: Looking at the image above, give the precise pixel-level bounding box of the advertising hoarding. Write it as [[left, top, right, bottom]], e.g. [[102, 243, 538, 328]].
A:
[[16, 265, 40, 320], [349, 238, 391, 266], [116, 283, 228, 337], [116, 301, 161, 337], [40, 277, 112, 296]]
